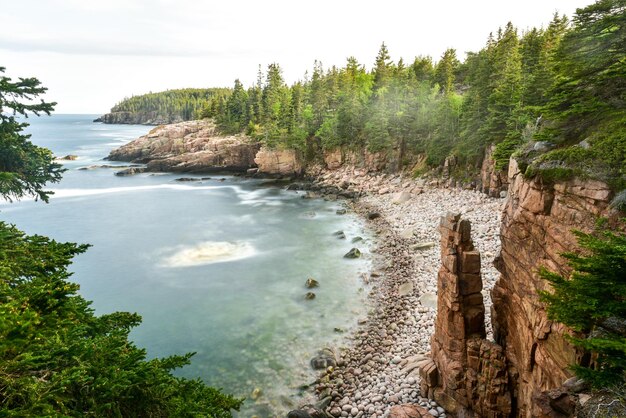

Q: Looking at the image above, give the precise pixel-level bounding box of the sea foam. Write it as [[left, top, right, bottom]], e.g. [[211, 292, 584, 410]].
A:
[[161, 241, 256, 267]]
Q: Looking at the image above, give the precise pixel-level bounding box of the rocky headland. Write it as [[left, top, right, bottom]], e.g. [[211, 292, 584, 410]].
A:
[[94, 111, 184, 125], [107, 120, 260, 173]]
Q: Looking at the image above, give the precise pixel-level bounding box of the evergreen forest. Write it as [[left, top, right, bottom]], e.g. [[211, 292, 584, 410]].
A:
[[108, 88, 230, 122], [199, 0, 624, 191]]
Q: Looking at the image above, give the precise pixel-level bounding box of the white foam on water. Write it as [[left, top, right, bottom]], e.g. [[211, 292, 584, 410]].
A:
[[161, 241, 256, 267], [48, 184, 240, 199], [235, 187, 289, 207]]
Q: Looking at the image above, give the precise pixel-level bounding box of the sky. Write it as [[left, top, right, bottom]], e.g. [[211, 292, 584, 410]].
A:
[[1, 0, 593, 114]]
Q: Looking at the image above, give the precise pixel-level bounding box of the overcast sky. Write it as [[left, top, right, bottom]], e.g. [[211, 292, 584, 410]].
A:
[[1, 0, 592, 114]]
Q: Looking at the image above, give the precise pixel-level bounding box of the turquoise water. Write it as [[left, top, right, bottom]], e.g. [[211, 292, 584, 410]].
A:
[[1, 115, 371, 416]]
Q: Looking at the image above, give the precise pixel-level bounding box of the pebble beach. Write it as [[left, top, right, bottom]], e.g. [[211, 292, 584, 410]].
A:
[[302, 168, 504, 418]]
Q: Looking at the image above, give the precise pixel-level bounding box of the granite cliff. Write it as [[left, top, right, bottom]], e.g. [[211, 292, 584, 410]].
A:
[[418, 156, 620, 417], [107, 120, 260, 173]]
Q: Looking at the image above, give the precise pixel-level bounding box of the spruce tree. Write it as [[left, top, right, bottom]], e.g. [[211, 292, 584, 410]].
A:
[[540, 229, 626, 388]]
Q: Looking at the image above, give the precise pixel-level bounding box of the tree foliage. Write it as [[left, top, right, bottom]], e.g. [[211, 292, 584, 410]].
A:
[[0, 69, 242, 416], [539, 229, 626, 388], [0, 67, 63, 202], [110, 88, 231, 122]]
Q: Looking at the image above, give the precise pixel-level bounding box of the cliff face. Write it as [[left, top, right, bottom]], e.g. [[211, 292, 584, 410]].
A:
[[491, 158, 615, 416], [107, 120, 260, 173], [420, 158, 618, 417], [254, 147, 303, 175], [94, 111, 184, 125], [480, 144, 509, 198]]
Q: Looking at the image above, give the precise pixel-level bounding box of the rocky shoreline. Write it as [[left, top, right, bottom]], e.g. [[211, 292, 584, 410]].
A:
[[291, 168, 503, 418]]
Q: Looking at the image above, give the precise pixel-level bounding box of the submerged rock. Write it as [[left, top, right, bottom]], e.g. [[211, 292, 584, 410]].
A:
[[310, 348, 337, 370], [304, 292, 316, 300], [333, 230, 346, 239], [336, 208, 347, 215], [305, 278, 319, 289], [344, 248, 361, 259], [351, 236, 363, 243], [287, 410, 313, 418]]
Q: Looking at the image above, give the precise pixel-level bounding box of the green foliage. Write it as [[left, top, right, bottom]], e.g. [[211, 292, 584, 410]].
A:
[[539, 229, 626, 388], [493, 137, 523, 170], [0, 222, 243, 417], [0, 68, 242, 416], [186, 0, 624, 185], [111, 88, 231, 122], [0, 67, 63, 203]]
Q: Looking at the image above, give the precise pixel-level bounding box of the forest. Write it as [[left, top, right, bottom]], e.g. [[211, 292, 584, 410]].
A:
[[201, 0, 624, 191], [109, 88, 230, 122]]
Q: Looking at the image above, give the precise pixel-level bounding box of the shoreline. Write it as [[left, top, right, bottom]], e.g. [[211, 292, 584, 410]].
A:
[[296, 168, 503, 418]]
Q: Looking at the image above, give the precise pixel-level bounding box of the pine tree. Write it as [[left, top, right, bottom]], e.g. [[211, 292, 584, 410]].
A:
[[0, 67, 62, 202], [540, 229, 626, 388]]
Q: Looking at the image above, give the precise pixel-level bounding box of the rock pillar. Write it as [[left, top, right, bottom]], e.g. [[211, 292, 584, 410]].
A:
[[420, 213, 511, 417]]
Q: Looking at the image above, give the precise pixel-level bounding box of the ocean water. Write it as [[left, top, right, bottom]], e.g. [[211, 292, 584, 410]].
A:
[[1, 115, 372, 416]]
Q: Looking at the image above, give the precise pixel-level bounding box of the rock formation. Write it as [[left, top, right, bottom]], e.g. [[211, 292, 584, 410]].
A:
[[107, 120, 260, 173], [420, 158, 619, 417], [420, 213, 511, 417], [491, 158, 616, 416], [254, 147, 303, 175], [323, 148, 389, 172], [480, 144, 509, 197]]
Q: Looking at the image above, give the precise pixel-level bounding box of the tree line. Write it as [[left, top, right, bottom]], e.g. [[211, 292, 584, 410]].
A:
[[111, 88, 230, 121], [202, 0, 624, 190]]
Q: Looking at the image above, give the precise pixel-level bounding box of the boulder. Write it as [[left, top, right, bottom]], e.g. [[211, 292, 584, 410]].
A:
[[391, 191, 412, 204], [344, 248, 361, 259], [333, 230, 346, 240], [310, 348, 337, 370], [58, 154, 78, 160], [389, 404, 433, 418], [305, 278, 319, 289]]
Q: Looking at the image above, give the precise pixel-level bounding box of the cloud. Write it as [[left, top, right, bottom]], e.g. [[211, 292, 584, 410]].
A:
[[0, 36, 224, 58]]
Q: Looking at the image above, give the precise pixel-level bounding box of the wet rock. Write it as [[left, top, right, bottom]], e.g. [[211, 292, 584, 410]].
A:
[[115, 167, 146, 176], [336, 208, 347, 215], [287, 409, 312, 418], [351, 236, 363, 243], [58, 154, 78, 160], [305, 278, 320, 289], [251, 387, 262, 400], [174, 177, 198, 182], [344, 248, 361, 259], [333, 230, 347, 239], [311, 348, 337, 370], [304, 292, 316, 300], [367, 212, 381, 220]]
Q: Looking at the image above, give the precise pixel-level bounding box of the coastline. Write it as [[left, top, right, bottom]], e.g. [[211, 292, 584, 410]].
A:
[[297, 167, 503, 418]]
